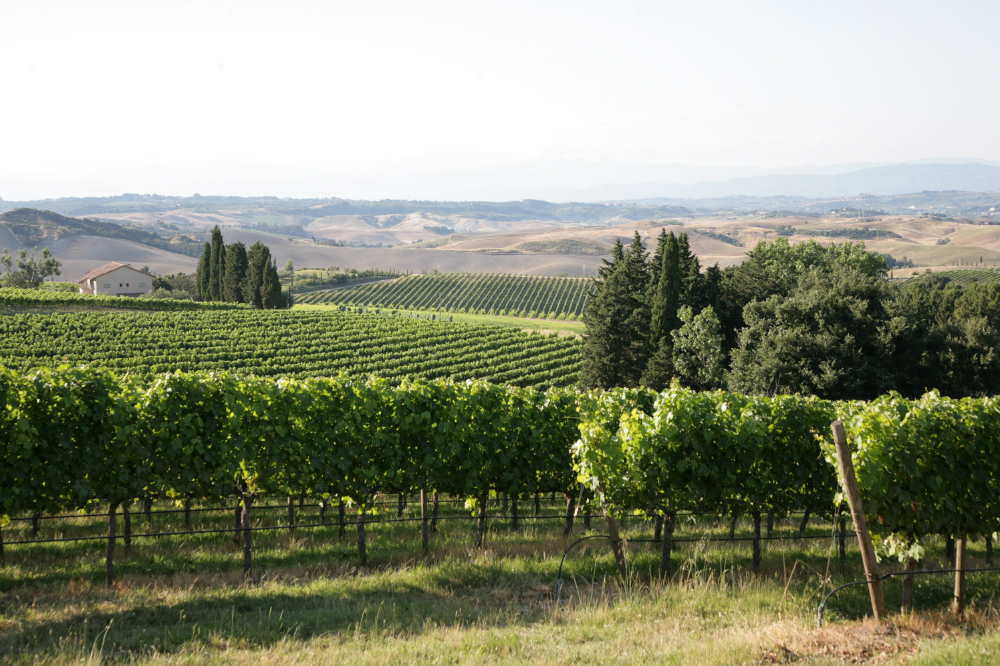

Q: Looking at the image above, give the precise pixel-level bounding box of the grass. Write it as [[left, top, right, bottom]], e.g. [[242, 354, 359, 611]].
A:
[[3, 498, 1000, 665], [292, 303, 586, 335]]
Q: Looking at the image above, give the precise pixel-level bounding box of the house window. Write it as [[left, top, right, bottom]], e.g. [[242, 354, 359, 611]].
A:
[[103, 284, 110, 288], [138, 283, 145, 287], [126, 283, 129, 287], [119, 283, 122, 287]]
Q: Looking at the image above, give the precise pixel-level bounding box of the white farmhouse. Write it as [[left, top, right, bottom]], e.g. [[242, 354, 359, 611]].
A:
[[77, 262, 153, 297]]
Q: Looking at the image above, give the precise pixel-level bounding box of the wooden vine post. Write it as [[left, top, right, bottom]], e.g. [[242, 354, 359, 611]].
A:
[[420, 489, 429, 552], [106, 501, 119, 587], [474, 491, 488, 547], [954, 538, 966, 618], [831, 419, 886, 620]]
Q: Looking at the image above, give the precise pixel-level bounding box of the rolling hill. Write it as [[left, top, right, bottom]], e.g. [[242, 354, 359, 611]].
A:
[[0, 208, 203, 257]]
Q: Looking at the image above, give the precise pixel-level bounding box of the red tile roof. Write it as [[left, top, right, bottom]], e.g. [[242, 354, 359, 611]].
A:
[[76, 262, 133, 283]]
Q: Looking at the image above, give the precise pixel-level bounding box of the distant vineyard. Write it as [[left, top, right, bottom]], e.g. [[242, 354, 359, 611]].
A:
[[899, 268, 1000, 287], [0, 288, 247, 312], [295, 273, 591, 319], [0, 310, 581, 389]]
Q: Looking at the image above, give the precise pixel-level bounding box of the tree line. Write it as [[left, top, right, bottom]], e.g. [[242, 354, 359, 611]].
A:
[[195, 226, 290, 308], [582, 232, 1000, 399]]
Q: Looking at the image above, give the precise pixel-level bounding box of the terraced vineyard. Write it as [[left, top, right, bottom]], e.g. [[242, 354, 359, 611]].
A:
[[295, 273, 591, 319], [0, 310, 582, 389], [899, 268, 1000, 286]]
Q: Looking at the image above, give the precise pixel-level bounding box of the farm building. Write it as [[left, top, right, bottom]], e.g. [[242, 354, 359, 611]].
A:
[[77, 262, 153, 297]]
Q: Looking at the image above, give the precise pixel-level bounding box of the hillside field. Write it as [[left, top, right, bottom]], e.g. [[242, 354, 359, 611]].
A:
[[295, 273, 591, 319], [0, 309, 581, 389]]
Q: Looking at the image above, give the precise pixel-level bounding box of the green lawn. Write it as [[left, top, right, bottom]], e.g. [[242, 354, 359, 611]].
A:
[[293, 303, 585, 336], [2, 498, 998, 665]]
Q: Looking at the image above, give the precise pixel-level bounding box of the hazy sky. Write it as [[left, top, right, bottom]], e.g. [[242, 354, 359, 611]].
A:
[[2, 0, 999, 199]]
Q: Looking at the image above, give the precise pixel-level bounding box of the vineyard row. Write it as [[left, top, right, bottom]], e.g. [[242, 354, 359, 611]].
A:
[[0, 309, 583, 390], [295, 273, 591, 319], [2, 368, 997, 585]]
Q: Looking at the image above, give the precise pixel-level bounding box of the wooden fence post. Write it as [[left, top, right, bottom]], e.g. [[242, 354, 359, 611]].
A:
[[832, 419, 886, 620]]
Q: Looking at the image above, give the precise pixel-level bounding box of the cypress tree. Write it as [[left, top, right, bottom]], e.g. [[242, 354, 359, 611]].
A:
[[648, 229, 669, 291], [209, 226, 225, 301], [641, 232, 682, 390], [677, 232, 708, 309], [244, 242, 271, 309], [650, 231, 682, 343], [262, 260, 283, 309], [223, 242, 249, 303], [579, 232, 650, 388], [196, 242, 211, 301], [596, 238, 625, 284]]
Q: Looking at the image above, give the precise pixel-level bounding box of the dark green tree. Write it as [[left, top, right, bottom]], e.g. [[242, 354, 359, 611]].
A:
[[890, 279, 1000, 398], [641, 232, 682, 389], [671, 305, 726, 390], [244, 242, 272, 309], [262, 260, 283, 309], [716, 238, 888, 354], [579, 232, 650, 388], [727, 266, 897, 400], [677, 232, 711, 310], [648, 231, 682, 344], [596, 238, 625, 284], [209, 226, 225, 301], [647, 229, 669, 290], [196, 243, 211, 301], [223, 242, 249, 303]]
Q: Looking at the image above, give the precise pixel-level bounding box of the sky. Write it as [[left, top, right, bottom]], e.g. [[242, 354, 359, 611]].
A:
[[2, 0, 999, 200]]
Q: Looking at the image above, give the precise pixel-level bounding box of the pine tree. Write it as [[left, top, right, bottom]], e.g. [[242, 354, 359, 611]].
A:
[[223, 242, 249, 303], [209, 226, 225, 301], [579, 232, 651, 388], [196, 242, 211, 301], [244, 242, 271, 309]]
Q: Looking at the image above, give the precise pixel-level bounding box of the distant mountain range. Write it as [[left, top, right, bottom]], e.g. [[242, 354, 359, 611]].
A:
[[522, 162, 1000, 202], [4, 159, 1000, 204], [3, 161, 1000, 223]]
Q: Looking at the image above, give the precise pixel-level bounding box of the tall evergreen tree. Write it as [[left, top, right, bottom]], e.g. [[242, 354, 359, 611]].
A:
[[244, 242, 271, 309], [678, 232, 716, 311], [647, 229, 669, 291], [641, 232, 682, 389], [595, 238, 625, 285], [209, 226, 225, 301], [223, 242, 249, 303], [579, 232, 650, 388], [196, 242, 211, 301], [649, 232, 682, 343], [262, 260, 283, 309]]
